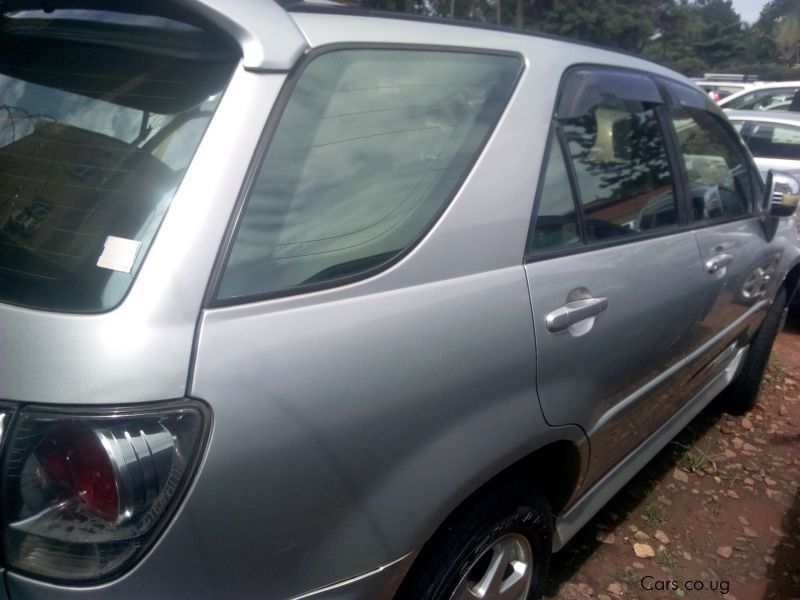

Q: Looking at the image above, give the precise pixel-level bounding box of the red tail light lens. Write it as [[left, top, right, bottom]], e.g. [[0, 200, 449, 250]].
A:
[[38, 422, 120, 522], [1, 401, 208, 584]]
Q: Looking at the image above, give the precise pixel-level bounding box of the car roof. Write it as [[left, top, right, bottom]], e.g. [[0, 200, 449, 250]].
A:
[[696, 81, 753, 87], [725, 110, 800, 127], [746, 80, 800, 89], [719, 81, 800, 106]]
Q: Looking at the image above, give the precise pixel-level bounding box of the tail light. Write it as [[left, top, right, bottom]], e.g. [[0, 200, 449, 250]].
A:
[[0, 400, 208, 584]]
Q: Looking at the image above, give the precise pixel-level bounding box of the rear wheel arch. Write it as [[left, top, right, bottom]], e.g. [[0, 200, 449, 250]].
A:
[[396, 439, 584, 599]]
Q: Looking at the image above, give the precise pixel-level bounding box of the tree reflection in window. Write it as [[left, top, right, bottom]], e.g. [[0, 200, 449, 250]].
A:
[[561, 97, 676, 241]]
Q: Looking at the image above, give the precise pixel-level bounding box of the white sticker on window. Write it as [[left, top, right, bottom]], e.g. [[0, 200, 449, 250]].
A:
[[97, 236, 141, 273]]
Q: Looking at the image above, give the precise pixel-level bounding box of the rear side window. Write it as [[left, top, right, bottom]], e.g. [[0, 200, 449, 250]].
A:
[[669, 107, 753, 222], [560, 92, 676, 242], [0, 11, 236, 312], [218, 49, 521, 301]]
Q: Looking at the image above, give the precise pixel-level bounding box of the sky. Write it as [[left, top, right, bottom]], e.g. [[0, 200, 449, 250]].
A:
[[730, 0, 768, 24]]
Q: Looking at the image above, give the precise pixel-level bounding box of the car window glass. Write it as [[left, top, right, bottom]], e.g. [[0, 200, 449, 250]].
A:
[[529, 140, 580, 252], [561, 96, 677, 242], [0, 14, 236, 313], [740, 122, 800, 160], [669, 107, 752, 221], [218, 49, 521, 300], [725, 87, 799, 111]]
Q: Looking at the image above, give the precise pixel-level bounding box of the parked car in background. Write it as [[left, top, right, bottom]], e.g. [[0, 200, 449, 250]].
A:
[[720, 81, 800, 111], [727, 110, 800, 178], [693, 73, 760, 103], [695, 81, 756, 102], [1, 3, 799, 600]]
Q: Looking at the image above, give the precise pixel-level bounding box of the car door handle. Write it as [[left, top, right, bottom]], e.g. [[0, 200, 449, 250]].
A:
[[546, 297, 608, 333], [705, 253, 733, 274]]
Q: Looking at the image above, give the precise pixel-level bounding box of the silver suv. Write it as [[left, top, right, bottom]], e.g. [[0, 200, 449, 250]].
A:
[[0, 2, 798, 600]]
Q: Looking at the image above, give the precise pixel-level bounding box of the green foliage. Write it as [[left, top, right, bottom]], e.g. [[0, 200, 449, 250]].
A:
[[358, 0, 799, 78], [527, 0, 661, 53]]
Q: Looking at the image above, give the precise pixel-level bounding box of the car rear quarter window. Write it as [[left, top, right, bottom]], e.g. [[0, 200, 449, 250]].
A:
[[217, 48, 521, 301], [669, 107, 753, 222]]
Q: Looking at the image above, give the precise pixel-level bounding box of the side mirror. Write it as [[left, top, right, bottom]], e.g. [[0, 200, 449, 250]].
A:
[[761, 170, 800, 218]]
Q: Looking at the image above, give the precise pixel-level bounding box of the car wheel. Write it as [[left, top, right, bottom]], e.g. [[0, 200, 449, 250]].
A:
[[396, 480, 552, 600], [723, 285, 788, 414]]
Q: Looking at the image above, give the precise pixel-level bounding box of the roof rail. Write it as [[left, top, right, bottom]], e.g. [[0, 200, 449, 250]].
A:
[[701, 73, 759, 82], [0, 0, 308, 70]]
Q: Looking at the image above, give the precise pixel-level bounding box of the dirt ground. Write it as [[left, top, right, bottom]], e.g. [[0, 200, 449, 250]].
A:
[[545, 312, 800, 600]]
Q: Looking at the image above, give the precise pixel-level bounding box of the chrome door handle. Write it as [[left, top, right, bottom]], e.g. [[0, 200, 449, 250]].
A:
[[705, 253, 733, 274], [546, 297, 608, 333]]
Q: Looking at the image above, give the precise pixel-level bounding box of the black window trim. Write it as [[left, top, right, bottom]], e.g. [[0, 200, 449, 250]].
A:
[[203, 42, 525, 309]]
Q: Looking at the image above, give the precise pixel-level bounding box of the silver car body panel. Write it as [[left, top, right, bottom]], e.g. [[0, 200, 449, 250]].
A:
[[188, 268, 586, 599], [4, 7, 800, 600], [291, 553, 416, 600], [525, 232, 711, 488], [173, 0, 309, 70]]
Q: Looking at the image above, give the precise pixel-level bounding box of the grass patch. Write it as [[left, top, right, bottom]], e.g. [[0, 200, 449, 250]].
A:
[[618, 568, 640, 588], [644, 502, 667, 525], [675, 438, 720, 474], [764, 358, 787, 387], [657, 547, 680, 571], [721, 468, 742, 489]]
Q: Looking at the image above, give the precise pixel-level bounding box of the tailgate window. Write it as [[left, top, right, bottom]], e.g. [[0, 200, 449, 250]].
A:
[[0, 11, 237, 312]]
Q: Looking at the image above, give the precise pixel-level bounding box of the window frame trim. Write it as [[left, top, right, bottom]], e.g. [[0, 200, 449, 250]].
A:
[[204, 42, 525, 309]]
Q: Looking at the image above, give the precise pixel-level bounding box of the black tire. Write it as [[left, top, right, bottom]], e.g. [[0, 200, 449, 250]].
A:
[[723, 285, 788, 414], [396, 480, 552, 600]]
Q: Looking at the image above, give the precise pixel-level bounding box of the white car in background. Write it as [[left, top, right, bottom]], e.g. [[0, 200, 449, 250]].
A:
[[720, 81, 800, 112], [727, 110, 800, 178], [694, 80, 757, 103]]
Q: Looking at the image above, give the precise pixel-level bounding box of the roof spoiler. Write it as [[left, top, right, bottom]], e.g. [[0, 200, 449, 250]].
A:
[[0, 0, 308, 70]]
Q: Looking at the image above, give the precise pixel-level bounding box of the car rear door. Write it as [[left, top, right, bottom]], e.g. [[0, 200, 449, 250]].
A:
[[661, 82, 785, 399], [524, 67, 710, 488]]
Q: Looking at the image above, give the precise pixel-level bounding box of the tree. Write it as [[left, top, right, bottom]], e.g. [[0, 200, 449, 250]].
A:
[[528, 0, 661, 53], [357, 0, 797, 79], [691, 0, 748, 68], [775, 12, 800, 62], [754, 0, 800, 64]]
